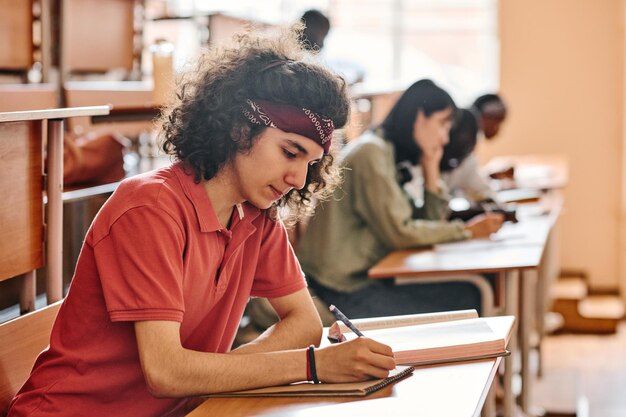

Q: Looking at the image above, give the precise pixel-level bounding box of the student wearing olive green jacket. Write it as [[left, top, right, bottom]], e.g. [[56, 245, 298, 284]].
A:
[[297, 80, 503, 319]]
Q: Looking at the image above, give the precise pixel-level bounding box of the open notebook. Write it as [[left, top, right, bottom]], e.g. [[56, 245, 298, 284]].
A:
[[329, 310, 513, 366], [210, 366, 414, 398]]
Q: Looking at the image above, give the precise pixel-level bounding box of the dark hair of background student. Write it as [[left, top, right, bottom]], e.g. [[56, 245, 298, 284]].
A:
[[472, 93, 506, 116], [299, 9, 331, 51], [440, 108, 479, 172], [472, 93, 507, 139], [160, 27, 349, 222], [380, 79, 457, 165]]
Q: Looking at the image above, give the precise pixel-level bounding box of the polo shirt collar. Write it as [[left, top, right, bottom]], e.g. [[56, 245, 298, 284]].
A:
[[173, 162, 261, 232]]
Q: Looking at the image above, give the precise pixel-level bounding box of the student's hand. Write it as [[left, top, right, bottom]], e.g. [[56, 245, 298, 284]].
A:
[[421, 147, 445, 193], [314, 337, 396, 383], [420, 144, 444, 166], [464, 213, 505, 238]]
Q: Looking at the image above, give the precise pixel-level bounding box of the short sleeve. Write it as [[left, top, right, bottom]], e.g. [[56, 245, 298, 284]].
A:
[[250, 218, 307, 298], [92, 206, 186, 322]]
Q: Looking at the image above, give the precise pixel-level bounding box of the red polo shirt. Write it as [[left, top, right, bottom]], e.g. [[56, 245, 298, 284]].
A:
[[9, 162, 307, 417]]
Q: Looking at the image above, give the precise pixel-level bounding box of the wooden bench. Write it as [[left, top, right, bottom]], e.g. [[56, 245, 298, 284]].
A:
[[0, 300, 62, 416]]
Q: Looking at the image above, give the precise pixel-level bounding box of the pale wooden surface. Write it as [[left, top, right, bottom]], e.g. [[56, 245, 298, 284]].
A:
[[187, 316, 514, 417], [368, 215, 553, 279], [0, 301, 62, 415], [0, 121, 43, 280], [533, 321, 626, 417], [0, 0, 33, 70], [0, 106, 110, 123]]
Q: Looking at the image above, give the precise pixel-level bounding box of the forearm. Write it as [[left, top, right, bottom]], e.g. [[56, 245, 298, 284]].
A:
[[232, 307, 322, 354], [136, 320, 396, 398], [150, 346, 308, 397], [393, 218, 468, 248], [136, 320, 309, 397], [421, 155, 442, 194]]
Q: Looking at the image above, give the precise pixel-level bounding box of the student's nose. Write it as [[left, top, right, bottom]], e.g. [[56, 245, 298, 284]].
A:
[[285, 163, 308, 190]]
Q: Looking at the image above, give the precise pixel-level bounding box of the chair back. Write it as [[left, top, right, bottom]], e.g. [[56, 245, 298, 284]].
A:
[[0, 301, 62, 416], [0, 0, 34, 82], [0, 85, 58, 312], [60, 0, 137, 78], [0, 120, 44, 283], [207, 12, 278, 48]]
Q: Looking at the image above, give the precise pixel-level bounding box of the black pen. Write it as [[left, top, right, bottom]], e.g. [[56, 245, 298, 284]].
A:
[[329, 305, 365, 337]]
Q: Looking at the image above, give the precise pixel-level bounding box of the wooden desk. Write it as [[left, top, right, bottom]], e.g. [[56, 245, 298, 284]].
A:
[[485, 154, 569, 192], [0, 106, 109, 306], [368, 205, 561, 417], [63, 81, 155, 137], [187, 317, 514, 417], [90, 105, 160, 124]]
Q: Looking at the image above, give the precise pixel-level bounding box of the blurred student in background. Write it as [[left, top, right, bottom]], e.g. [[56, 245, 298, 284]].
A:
[[300, 9, 330, 51], [297, 79, 504, 319], [439, 108, 496, 202], [405, 91, 510, 206], [299, 9, 365, 85], [473, 93, 508, 140], [404, 107, 495, 205]]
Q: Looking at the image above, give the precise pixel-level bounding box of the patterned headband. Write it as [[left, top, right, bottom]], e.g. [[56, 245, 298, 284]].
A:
[[242, 99, 334, 154]]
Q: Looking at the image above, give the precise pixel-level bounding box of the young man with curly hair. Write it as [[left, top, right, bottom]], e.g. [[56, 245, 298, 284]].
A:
[[8, 29, 395, 417]]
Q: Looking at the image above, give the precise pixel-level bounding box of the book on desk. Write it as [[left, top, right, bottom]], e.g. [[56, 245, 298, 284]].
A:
[[211, 311, 513, 399], [329, 309, 514, 367], [211, 366, 414, 398]]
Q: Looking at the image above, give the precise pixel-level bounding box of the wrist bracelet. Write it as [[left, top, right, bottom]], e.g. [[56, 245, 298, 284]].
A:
[[308, 345, 320, 384]]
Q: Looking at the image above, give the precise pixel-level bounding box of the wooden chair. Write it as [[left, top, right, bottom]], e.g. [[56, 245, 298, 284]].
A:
[[63, 81, 155, 138], [0, 84, 58, 313], [0, 0, 34, 82], [0, 84, 59, 112], [0, 300, 62, 416], [60, 0, 140, 81], [0, 112, 46, 313], [0, 105, 109, 312]]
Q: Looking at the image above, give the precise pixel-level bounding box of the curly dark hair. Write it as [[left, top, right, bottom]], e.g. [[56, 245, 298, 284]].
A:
[[160, 26, 350, 224]]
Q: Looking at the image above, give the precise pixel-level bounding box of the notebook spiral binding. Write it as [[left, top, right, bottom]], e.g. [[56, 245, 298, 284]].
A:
[[364, 366, 415, 394]]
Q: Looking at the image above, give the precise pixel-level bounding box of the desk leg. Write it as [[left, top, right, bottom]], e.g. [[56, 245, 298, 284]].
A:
[[482, 383, 497, 417], [46, 119, 64, 303], [520, 268, 537, 414], [20, 270, 36, 313], [503, 270, 518, 417]]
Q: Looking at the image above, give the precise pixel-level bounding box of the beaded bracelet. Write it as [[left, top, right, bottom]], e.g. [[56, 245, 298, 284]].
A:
[[307, 345, 320, 384]]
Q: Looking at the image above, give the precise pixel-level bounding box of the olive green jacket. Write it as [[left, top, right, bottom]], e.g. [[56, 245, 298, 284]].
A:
[[297, 131, 468, 292]]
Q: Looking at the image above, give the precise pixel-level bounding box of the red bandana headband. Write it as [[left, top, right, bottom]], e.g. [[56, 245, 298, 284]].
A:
[[242, 99, 334, 154]]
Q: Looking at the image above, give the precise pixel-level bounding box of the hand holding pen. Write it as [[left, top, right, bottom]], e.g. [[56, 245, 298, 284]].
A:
[[313, 304, 396, 382]]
